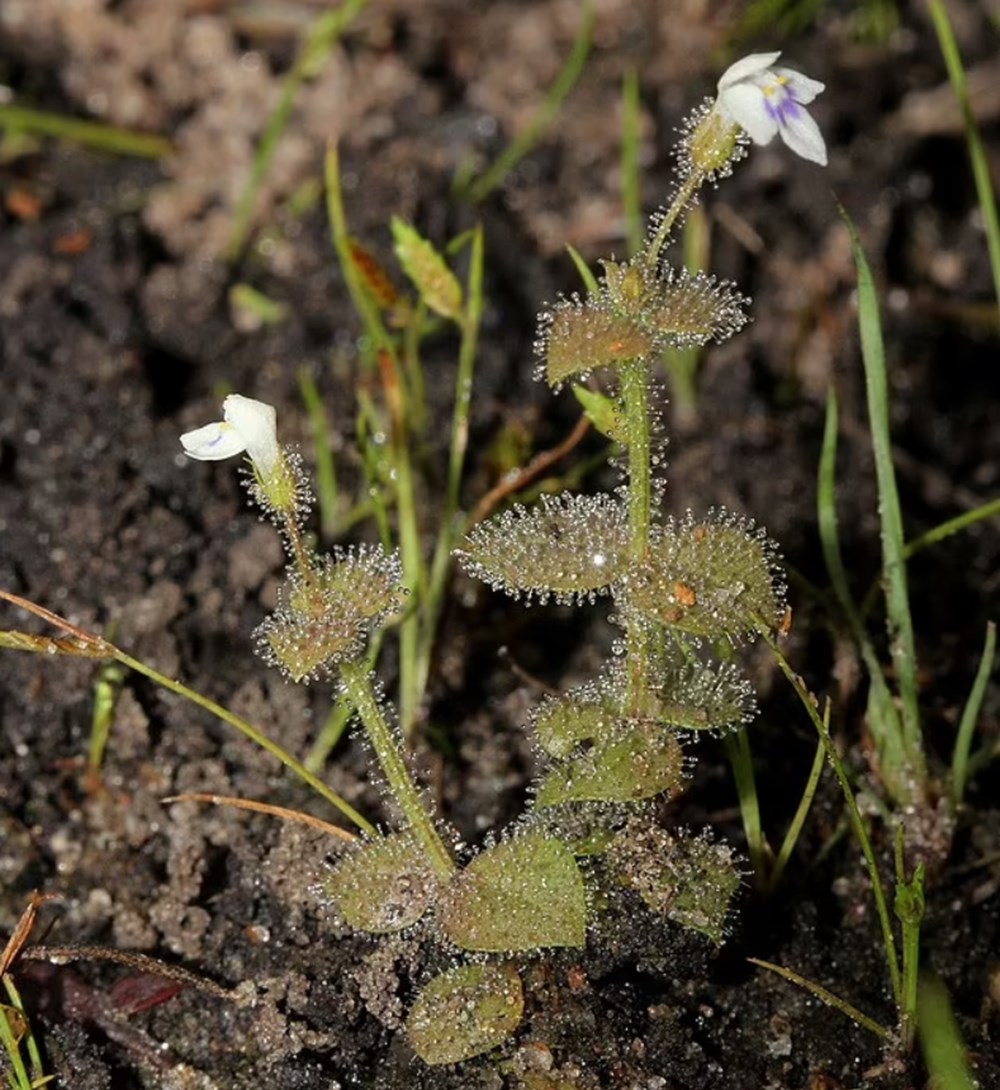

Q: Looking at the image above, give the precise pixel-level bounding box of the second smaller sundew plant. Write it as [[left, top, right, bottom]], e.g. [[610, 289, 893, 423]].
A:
[[179, 53, 827, 1067]]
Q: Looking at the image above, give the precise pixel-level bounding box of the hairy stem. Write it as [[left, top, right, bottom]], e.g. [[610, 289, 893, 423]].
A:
[[644, 167, 705, 270], [339, 659, 456, 880], [621, 360, 653, 710]]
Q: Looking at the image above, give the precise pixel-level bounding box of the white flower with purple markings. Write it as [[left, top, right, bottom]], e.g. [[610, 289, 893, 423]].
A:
[[716, 52, 827, 166], [180, 394, 280, 476]]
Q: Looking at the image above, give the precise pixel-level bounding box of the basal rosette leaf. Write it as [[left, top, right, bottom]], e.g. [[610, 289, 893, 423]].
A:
[[325, 830, 438, 933], [626, 509, 784, 642], [439, 833, 587, 953], [530, 682, 616, 759], [533, 724, 684, 808], [608, 823, 740, 945], [456, 492, 629, 605], [629, 658, 756, 735], [406, 962, 523, 1065]]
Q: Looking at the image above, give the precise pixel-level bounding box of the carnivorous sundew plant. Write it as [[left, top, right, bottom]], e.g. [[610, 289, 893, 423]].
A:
[[169, 53, 827, 1066], [0, 51, 831, 1077]]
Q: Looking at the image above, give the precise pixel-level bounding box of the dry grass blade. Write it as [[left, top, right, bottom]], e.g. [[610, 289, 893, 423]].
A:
[[163, 793, 357, 842]]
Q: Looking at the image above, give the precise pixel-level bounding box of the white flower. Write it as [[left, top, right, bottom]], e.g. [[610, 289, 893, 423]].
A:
[[716, 52, 827, 166], [180, 394, 280, 477]]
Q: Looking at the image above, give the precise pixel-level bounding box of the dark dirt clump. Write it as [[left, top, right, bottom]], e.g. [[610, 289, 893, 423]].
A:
[[2, 2, 1000, 1088]]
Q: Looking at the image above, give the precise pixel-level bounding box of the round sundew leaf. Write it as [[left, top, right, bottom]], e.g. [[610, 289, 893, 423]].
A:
[[540, 298, 655, 386], [325, 831, 437, 934], [440, 834, 587, 953], [287, 547, 405, 625], [626, 511, 783, 642], [627, 659, 756, 735], [456, 492, 629, 605], [608, 823, 740, 945], [643, 269, 749, 348], [406, 962, 523, 1065], [533, 726, 684, 808], [531, 689, 616, 759], [257, 612, 361, 683]]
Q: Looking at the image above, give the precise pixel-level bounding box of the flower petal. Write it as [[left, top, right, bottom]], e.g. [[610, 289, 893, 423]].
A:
[[775, 68, 825, 105], [777, 108, 827, 165], [180, 421, 247, 461], [717, 52, 782, 91], [223, 394, 279, 475], [717, 84, 779, 145]]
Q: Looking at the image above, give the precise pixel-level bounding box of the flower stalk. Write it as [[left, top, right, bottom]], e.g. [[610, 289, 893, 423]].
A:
[[339, 659, 456, 880]]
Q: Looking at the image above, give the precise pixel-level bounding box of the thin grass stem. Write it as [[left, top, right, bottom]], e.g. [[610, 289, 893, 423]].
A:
[[227, 0, 370, 261], [565, 244, 600, 294], [951, 621, 997, 807], [767, 728, 827, 894], [725, 728, 770, 891], [465, 0, 594, 203], [296, 366, 339, 539], [843, 212, 925, 789], [0, 103, 171, 158], [926, 0, 1000, 326], [818, 385, 910, 793], [904, 496, 1000, 561], [339, 659, 455, 880], [5, 976, 44, 1085], [894, 827, 925, 1052], [88, 658, 125, 780], [918, 975, 977, 1090], [748, 958, 891, 1040], [764, 632, 902, 1005], [110, 646, 374, 835], [413, 228, 487, 731], [0, 979, 33, 1090], [621, 67, 643, 257]]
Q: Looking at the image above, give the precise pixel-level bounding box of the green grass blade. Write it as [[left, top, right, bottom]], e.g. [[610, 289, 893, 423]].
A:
[[0, 979, 44, 1087], [621, 67, 643, 257], [325, 145, 398, 364], [951, 621, 997, 807], [724, 728, 771, 891], [297, 367, 339, 539], [0, 103, 171, 158], [919, 976, 976, 1090], [565, 243, 600, 294], [464, 0, 594, 203], [843, 210, 924, 782], [0, 1001, 32, 1090], [767, 727, 826, 894], [764, 632, 902, 1005], [904, 496, 1000, 560], [818, 385, 909, 791], [927, 0, 1000, 326], [88, 659, 125, 778], [748, 958, 891, 1040], [411, 227, 486, 738], [730, 0, 825, 42], [664, 205, 710, 422], [894, 828, 925, 1051], [227, 0, 370, 261], [446, 226, 485, 531], [110, 646, 375, 835]]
